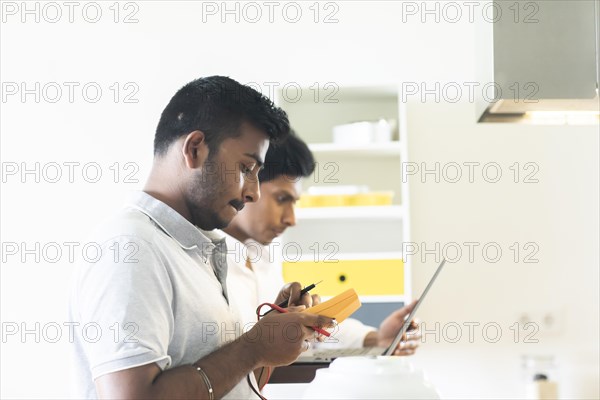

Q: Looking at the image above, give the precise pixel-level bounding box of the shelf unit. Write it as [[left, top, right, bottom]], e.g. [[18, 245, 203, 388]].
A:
[[274, 85, 412, 328]]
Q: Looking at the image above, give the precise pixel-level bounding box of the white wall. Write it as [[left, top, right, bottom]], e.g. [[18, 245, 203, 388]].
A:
[[1, 1, 598, 398], [406, 101, 599, 399]]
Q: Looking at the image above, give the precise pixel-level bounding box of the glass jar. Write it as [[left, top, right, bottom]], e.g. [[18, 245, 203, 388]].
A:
[[521, 354, 559, 400]]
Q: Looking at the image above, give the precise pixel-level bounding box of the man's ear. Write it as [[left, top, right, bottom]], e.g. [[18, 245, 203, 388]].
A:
[[182, 130, 209, 169]]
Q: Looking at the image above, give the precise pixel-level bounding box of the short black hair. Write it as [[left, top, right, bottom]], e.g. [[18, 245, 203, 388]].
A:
[[258, 130, 315, 183], [154, 76, 290, 156]]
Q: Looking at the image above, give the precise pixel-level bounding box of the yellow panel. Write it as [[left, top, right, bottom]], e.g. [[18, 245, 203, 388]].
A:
[[282, 259, 404, 296]]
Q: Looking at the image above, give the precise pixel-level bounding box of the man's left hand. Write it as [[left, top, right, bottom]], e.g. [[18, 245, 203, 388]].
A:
[[377, 300, 421, 356]]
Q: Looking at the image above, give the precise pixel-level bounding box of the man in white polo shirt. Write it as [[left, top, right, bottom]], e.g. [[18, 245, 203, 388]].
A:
[[69, 76, 333, 399], [224, 132, 421, 354]]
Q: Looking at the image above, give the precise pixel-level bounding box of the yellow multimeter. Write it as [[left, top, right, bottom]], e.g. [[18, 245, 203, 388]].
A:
[[302, 288, 361, 323]]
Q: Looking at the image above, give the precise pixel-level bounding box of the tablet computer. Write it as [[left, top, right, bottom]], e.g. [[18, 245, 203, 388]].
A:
[[295, 258, 447, 363]]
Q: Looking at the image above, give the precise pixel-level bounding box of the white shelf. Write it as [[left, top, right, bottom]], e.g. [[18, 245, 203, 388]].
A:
[[308, 142, 401, 156], [296, 205, 403, 220]]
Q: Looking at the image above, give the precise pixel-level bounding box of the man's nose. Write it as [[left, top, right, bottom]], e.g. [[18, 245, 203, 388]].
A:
[[282, 205, 296, 227], [243, 176, 260, 203]]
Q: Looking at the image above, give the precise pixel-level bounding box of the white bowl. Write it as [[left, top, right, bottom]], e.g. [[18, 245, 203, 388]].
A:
[[303, 356, 440, 399]]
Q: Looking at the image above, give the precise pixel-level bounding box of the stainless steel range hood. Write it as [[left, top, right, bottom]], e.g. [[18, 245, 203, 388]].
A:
[[480, 0, 600, 123]]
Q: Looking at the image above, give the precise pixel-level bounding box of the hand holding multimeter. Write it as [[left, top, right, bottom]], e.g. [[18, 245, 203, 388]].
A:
[[277, 281, 323, 308], [272, 280, 322, 309], [261, 281, 329, 336], [259, 281, 363, 338], [252, 283, 362, 392]]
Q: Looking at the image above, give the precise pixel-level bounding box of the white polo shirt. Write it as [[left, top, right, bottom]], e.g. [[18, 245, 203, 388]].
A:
[[223, 233, 286, 329], [69, 191, 258, 399]]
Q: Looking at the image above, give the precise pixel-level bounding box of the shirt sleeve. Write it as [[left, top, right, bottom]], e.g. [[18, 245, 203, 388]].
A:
[[326, 318, 377, 349], [74, 235, 174, 380]]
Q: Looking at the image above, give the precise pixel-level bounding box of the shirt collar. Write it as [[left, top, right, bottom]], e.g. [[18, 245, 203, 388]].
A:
[[127, 191, 225, 254]]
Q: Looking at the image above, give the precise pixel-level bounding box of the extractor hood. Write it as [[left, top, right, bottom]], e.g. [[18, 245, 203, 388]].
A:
[[480, 0, 600, 123]]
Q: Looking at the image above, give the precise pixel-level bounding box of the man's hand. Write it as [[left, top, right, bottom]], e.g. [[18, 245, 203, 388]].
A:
[[274, 282, 317, 309], [245, 311, 334, 367], [376, 300, 421, 356]]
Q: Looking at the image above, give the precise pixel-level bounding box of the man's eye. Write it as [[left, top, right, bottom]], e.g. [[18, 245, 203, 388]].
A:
[[242, 164, 256, 175]]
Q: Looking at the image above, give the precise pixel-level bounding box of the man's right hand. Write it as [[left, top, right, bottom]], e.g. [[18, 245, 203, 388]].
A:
[[244, 311, 334, 367], [274, 281, 315, 309]]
